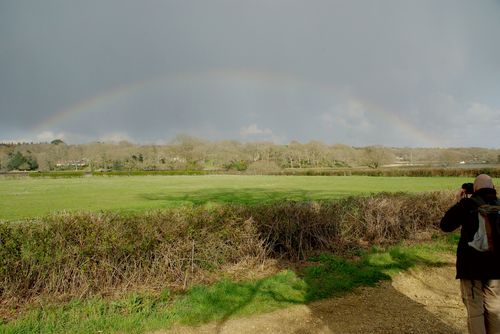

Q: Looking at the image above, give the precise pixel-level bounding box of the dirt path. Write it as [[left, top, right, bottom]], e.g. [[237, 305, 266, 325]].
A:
[[156, 259, 467, 334]]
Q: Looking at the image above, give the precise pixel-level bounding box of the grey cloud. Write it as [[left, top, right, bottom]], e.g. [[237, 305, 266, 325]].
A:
[[1, 0, 500, 147]]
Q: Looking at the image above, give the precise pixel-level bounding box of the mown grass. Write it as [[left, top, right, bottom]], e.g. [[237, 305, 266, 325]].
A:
[[0, 235, 457, 333], [0, 175, 469, 221]]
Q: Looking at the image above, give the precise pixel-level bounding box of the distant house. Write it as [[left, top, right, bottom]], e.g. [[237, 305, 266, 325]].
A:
[[56, 159, 89, 169], [171, 156, 186, 163]]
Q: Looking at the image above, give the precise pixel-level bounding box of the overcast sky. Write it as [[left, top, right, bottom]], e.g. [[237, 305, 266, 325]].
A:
[[1, 0, 500, 147]]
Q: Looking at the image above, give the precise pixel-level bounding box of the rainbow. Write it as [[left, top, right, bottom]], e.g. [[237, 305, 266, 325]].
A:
[[33, 69, 442, 146]]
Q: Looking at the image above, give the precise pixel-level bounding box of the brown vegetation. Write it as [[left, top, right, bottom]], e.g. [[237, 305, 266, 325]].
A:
[[0, 191, 455, 312]]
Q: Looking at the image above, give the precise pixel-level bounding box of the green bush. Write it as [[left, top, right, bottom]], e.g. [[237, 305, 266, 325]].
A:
[[7, 152, 38, 171], [27, 170, 213, 178], [92, 170, 210, 176], [29, 171, 87, 178], [224, 160, 248, 172]]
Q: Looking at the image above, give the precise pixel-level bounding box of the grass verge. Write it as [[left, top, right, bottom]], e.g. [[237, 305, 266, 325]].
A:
[[0, 234, 458, 334]]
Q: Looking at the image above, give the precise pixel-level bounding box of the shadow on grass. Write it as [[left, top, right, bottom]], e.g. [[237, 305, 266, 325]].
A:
[[169, 243, 455, 333], [1, 239, 459, 334], [302, 246, 452, 301], [139, 187, 353, 205]]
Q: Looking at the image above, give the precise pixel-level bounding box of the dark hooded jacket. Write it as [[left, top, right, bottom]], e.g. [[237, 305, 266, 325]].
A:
[[440, 187, 500, 279]]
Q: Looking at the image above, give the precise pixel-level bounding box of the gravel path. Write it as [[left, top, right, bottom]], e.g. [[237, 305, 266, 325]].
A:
[[155, 259, 467, 334]]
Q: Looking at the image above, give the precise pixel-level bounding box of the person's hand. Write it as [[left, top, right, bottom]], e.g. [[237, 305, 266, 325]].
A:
[[455, 188, 466, 202]]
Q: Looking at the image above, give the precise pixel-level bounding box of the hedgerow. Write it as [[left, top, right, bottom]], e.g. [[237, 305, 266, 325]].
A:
[[0, 191, 454, 309], [281, 167, 500, 177]]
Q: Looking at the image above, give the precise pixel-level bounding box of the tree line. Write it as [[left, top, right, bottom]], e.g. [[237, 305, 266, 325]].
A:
[[1, 135, 499, 172]]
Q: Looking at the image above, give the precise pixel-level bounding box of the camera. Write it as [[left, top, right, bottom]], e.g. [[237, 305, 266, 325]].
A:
[[462, 182, 474, 195]]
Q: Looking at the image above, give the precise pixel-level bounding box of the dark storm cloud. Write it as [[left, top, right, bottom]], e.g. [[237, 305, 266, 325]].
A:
[[1, 0, 500, 147]]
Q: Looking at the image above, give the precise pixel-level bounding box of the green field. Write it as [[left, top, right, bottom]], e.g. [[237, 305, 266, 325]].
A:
[[0, 175, 470, 221]]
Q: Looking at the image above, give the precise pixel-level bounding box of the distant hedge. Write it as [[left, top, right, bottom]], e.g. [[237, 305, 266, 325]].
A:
[[28, 171, 87, 178], [91, 170, 210, 176], [27, 170, 212, 178], [0, 191, 454, 306], [281, 167, 500, 178], [21, 166, 500, 178]]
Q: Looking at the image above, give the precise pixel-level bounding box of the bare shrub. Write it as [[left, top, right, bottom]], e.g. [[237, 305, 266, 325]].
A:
[[0, 191, 455, 307], [246, 191, 454, 259], [0, 207, 268, 303], [245, 160, 282, 174], [338, 192, 454, 245]]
